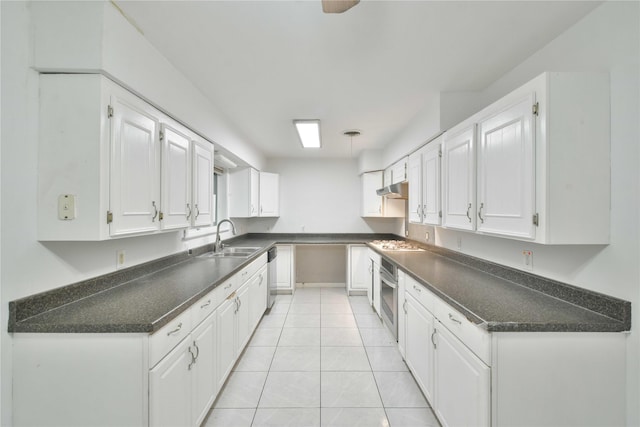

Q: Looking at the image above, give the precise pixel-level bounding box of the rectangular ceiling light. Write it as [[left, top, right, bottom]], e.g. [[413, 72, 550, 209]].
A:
[[294, 120, 321, 148]]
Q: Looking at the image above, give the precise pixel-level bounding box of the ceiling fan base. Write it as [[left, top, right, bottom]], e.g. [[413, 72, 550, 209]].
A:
[[322, 0, 360, 14]]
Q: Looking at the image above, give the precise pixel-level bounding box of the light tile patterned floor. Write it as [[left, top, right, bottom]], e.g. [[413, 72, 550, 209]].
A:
[[204, 287, 441, 427]]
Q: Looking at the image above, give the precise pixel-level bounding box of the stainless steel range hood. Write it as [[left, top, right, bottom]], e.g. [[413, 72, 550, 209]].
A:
[[376, 182, 408, 199]]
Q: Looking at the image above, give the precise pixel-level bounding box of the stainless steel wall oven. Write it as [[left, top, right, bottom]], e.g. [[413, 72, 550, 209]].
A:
[[379, 257, 398, 340]]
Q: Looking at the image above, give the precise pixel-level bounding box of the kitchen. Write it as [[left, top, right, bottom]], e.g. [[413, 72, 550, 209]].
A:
[[1, 1, 639, 426]]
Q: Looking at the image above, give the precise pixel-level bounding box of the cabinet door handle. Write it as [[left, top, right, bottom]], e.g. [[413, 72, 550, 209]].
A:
[[259, 274, 264, 285], [403, 299, 407, 314], [238, 296, 242, 310], [416, 204, 421, 216], [166, 322, 182, 336], [378, 205, 382, 214], [413, 285, 421, 293], [188, 346, 196, 370], [192, 340, 200, 361], [195, 204, 200, 220], [466, 203, 472, 222], [151, 201, 158, 222], [448, 313, 462, 324], [478, 202, 485, 224], [431, 329, 437, 349], [200, 299, 211, 309], [261, 205, 263, 214], [422, 205, 427, 219], [186, 203, 192, 220]]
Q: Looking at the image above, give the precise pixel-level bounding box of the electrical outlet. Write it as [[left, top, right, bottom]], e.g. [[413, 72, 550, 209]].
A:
[[116, 250, 126, 269], [425, 231, 430, 242], [522, 250, 533, 270], [456, 236, 462, 250]]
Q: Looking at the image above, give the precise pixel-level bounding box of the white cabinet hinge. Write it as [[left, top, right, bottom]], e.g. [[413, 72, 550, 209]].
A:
[[106, 211, 113, 224], [439, 210, 442, 218], [533, 213, 539, 226], [438, 149, 442, 158], [159, 130, 165, 141], [107, 105, 114, 118], [532, 102, 539, 116], [159, 211, 164, 221]]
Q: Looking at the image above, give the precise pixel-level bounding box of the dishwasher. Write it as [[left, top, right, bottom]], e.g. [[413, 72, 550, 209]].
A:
[[267, 246, 277, 309]]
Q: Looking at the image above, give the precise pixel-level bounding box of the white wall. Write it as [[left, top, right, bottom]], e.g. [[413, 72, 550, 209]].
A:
[[408, 3, 640, 424], [0, 2, 252, 424], [247, 158, 402, 235]]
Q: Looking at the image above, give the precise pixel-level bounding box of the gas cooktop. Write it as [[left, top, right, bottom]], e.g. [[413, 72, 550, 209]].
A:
[[370, 240, 425, 252]]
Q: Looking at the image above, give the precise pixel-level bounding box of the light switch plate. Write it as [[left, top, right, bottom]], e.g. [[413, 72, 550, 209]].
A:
[[58, 194, 76, 220]]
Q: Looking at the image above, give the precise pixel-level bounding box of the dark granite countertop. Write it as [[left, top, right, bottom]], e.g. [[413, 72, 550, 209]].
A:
[[8, 233, 630, 334], [371, 246, 629, 333]]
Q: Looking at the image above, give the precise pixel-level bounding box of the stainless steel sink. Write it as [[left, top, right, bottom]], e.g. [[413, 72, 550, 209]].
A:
[[199, 246, 261, 258]]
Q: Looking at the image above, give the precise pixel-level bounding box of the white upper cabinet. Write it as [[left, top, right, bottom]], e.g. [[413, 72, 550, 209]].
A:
[[361, 171, 383, 217], [160, 124, 191, 231], [230, 168, 279, 218], [37, 74, 216, 240], [361, 171, 405, 218], [109, 93, 162, 236], [442, 125, 476, 232], [191, 139, 215, 227], [422, 141, 442, 225], [259, 172, 280, 217], [383, 167, 392, 186], [391, 156, 409, 184], [408, 137, 442, 226], [441, 72, 610, 244], [408, 152, 423, 223], [477, 94, 535, 239]]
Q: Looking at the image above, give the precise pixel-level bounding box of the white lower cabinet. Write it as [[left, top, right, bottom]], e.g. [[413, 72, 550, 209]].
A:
[[433, 321, 490, 427], [368, 249, 381, 316], [13, 255, 268, 427], [404, 293, 435, 404], [276, 244, 295, 293], [149, 312, 217, 427], [348, 245, 370, 294], [397, 270, 406, 358], [400, 270, 626, 427]]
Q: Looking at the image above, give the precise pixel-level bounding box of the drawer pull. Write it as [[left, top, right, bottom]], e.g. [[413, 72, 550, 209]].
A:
[[448, 313, 462, 324], [200, 299, 211, 309], [166, 322, 182, 336], [413, 285, 421, 293], [224, 283, 233, 290]]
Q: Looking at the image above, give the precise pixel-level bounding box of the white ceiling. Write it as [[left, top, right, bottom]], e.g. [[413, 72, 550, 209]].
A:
[[115, 0, 599, 159]]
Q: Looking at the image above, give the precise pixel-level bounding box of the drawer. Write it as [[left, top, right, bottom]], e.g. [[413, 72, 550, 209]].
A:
[[432, 297, 491, 365], [238, 253, 268, 284], [149, 308, 193, 368], [192, 288, 218, 327], [405, 275, 435, 314], [217, 276, 239, 301]]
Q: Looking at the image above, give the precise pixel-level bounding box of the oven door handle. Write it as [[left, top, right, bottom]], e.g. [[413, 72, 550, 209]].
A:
[[380, 272, 397, 289]]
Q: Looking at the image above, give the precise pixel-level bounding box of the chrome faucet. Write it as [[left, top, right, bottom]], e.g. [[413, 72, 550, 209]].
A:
[[215, 219, 237, 252]]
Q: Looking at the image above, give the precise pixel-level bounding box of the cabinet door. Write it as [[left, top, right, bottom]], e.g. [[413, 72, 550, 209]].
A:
[[434, 322, 490, 427], [372, 261, 381, 317], [161, 124, 191, 230], [249, 266, 268, 329], [109, 95, 161, 236], [422, 142, 441, 225], [397, 271, 406, 359], [149, 338, 192, 427], [477, 94, 535, 239], [405, 294, 435, 404], [361, 172, 383, 217], [408, 151, 423, 224], [250, 168, 260, 217], [192, 139, 214, 227], [442, 125, 476, 231], [236, 283, 252, 353], [348, 245, 370, 291], [216, 298, 237, 390], [191, 314, 217, 427], [383, 167, 392, 186], [259, 172, 280, 217], [391, 157, 408, 184], [276, 245, 293, 291]]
